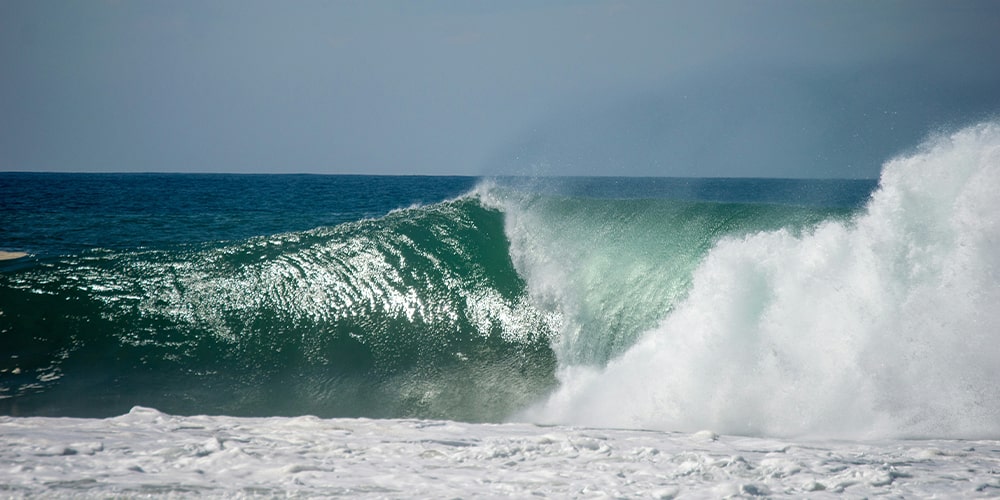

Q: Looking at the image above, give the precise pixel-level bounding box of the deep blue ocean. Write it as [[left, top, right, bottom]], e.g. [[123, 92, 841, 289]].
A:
[[0, 173, 877, 421]]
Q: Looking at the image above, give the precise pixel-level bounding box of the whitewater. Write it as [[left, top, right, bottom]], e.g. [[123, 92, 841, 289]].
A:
[[2, 122, 1000, 497], [518, 121, 1000, 440]]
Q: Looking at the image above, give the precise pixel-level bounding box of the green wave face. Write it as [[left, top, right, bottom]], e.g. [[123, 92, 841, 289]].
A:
[[0, 186, 851, 422], [0, 197, 559, 420]]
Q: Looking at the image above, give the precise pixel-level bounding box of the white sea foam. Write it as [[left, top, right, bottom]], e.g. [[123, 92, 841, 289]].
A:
[[522, 122, 1000, 439], [2, 407, 999, 498]]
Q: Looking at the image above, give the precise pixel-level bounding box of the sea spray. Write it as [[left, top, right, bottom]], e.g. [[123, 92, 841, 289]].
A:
[[522, 122, 1000, 439]]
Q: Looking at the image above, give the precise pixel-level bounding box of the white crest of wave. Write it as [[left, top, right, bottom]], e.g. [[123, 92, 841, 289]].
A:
[[523, 122, 1000, 439]]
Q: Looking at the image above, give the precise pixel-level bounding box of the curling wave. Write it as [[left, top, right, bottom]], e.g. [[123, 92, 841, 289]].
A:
[[3, 122, 997, 440]]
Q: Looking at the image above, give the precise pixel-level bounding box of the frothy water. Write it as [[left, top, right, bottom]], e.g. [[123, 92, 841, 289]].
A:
[[522, 122, 1000, 439]]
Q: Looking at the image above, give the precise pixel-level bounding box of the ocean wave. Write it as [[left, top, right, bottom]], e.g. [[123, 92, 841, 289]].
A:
[[5, 124, 997, 440]]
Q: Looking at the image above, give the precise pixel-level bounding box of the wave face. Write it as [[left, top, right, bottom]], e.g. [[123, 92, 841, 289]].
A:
[[523, 122, 1000, 439], [0, 198, 558, 421]]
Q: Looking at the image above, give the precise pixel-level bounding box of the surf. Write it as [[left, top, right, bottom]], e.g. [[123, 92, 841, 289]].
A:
[[521, 121, 1000, 439]]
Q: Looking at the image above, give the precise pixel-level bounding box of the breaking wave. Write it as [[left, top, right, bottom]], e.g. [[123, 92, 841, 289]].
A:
[[3, 122, 998, 440]]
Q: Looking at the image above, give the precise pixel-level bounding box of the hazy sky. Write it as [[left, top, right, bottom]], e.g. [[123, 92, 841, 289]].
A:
[[2, 0, 999, 178]]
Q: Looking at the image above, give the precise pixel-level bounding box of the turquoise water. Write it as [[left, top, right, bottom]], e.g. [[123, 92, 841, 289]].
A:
[[1, 173, 877, 420]]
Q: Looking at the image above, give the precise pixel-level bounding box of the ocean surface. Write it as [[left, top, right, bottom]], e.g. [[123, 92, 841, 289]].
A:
[[2, 122, 1000, 497]]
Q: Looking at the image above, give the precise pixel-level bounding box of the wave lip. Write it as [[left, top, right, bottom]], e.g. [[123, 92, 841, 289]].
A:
[[524, 122, 1000, 440]]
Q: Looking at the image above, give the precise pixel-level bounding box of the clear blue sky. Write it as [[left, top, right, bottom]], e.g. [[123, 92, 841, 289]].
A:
[[2, 0, 999, 178]]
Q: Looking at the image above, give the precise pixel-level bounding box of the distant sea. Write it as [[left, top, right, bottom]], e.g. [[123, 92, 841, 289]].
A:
[[2, 122, 1000, 497]]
